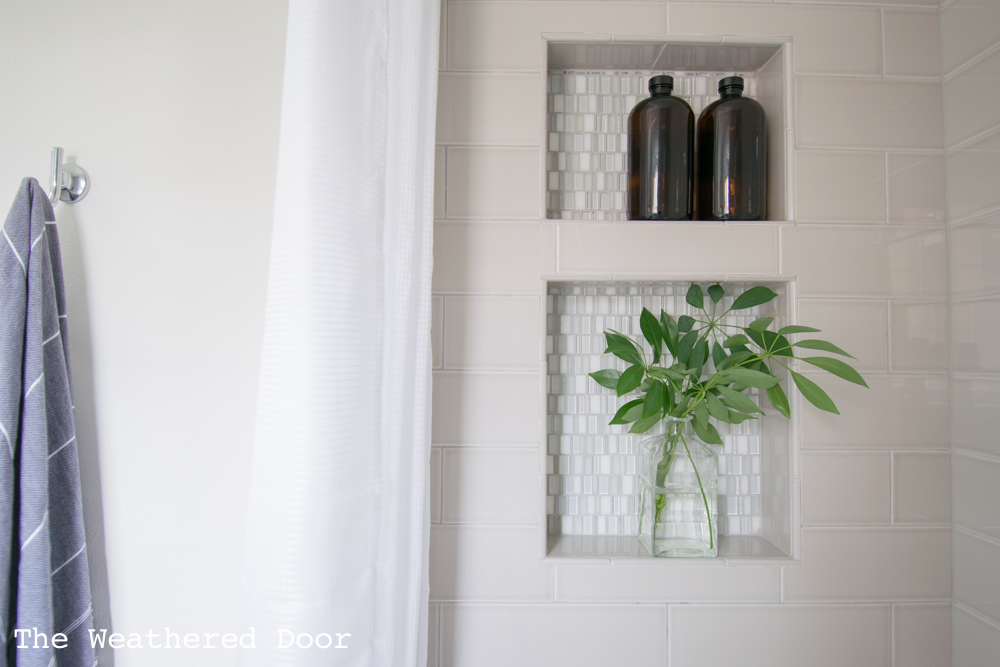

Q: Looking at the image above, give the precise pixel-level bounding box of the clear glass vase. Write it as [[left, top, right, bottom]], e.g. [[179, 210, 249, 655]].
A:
[[638, 417, 719, 557]]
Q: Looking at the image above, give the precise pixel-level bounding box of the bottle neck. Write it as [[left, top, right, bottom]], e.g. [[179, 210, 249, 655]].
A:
[[720, 88, 743, 98], [650, 88, 673, 96]]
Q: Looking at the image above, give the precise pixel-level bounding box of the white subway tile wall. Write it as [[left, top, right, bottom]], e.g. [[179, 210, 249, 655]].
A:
[[431, 0, 963, 664], [944, 2, 1000, 662]]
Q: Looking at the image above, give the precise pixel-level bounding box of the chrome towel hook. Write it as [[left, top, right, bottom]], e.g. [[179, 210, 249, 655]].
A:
[[48, 147, 90, 204]]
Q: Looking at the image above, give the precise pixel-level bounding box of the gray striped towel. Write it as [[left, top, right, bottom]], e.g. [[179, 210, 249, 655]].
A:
[[1, 178, 96, 666]]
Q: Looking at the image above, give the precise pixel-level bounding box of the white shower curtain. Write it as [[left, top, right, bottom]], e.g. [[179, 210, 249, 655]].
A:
[[241, 1, 439, 666]]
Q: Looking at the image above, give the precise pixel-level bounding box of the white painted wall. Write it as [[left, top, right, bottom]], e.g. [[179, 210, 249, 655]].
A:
[[0, 2, 287, 665]]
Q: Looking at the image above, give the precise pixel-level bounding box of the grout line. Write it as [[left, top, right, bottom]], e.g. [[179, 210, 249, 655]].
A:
[[945, 122, 1000, 154], [955, 525, 1000, 550], [953, 448, 1000, 465], [954, 601, 1000, 634], [889, 603, 895, 667], [889, 450, 896, 525], [884, 152, 891, 224], [880, 8, 886, 80], [884, 299, 893, 373], [943, 39, 1000, 82], [948, 206, 1000, 229]]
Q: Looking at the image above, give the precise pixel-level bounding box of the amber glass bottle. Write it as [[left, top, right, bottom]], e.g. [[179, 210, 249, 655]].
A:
[[627, 75, 694, 220], [695, 76, 766, 221]]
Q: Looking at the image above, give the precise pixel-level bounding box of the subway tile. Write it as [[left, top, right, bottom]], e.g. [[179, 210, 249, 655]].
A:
[[795, 151, 885, 223], [941, 0, 1000, 75], [781, 226, 947, 298], [430, 447, 443, 523], [433, 222, 553, 294], [431, 371, 540, 445], [952, 298, 1000, 373], [558, 223, 777, 275], [435, 146, 446, 219], [889, 301, 949, 372], [799, 375, 949, 449], [428, 603, 439, 667], [944, 47, 1000, 148], [441, 603, 666, 667], [953, 453, 1000, 541], [948, 130, 1000, 220], [797, 299, 888, 373], [955, 530, 1000, 625], [796, 78, 943, 150], [441, 448, 539, 524], [432, 296, 444, 369], [887, 154, 946, 225], [555, 562, 778, 602], [782, 527, 951, 601], [445, 147, 540, 219], [669, 4, 881, 75], [443, 295, 540, 370], [893, 452, 950, 524], [801, 451, 890, 525], [437, 73, 541, 145], [430, 525, 552, 600], [954, 606, 1000, 667], [893, 604, 952, 667], [669, 604, 890, 667], [952, 377, 1000, 458], [447, 2, 665, 71], [950, 216, 1000, 296], [884, 10, 941, 78]]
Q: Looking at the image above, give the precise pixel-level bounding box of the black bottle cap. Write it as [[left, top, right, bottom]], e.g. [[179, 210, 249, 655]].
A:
[[649, 75, 674, 94], [719, 76, 744, 94]]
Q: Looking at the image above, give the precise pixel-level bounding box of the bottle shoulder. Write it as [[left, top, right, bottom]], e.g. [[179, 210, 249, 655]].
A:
[[629, 94, 694, 118], [699, 95, 765, 119]]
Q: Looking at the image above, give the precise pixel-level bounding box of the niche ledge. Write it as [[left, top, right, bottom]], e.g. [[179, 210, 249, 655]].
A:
[[541, 278, 799, 564], [541, 34, 793, 223]]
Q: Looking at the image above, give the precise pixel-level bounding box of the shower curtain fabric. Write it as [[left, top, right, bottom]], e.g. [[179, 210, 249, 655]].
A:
[[241, 1, 439, 666]]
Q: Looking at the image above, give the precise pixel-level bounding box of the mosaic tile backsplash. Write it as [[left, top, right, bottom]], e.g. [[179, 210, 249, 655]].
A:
[[546, 281, 788, 539], [546, 70, 758, 221]]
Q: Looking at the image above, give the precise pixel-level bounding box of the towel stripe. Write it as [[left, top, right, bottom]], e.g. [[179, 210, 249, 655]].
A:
[[3, 227, 25, 275], [48, 434, 76, 460], [51, 543, 86, 577], [21, 510, 48, 550]]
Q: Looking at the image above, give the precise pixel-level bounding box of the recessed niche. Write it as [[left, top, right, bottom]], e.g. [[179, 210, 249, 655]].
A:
[[543, 37, 791, 222], [543, 279, 795, 561]]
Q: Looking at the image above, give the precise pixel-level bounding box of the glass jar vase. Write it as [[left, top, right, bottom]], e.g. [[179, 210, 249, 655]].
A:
[[637, 417, 719, 557]]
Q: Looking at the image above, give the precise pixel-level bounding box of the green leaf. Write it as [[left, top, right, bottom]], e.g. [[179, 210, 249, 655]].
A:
[[745, 328, 794, 357], [706, 392, 729, 422], [727, 411, 754, 424], [609, 399, 644, 425], [677, 330, 698, 364], [765, 383, 791, 419], [693, 400, 709, 430], [605, 331, 645, 367], [589, 369, 621, 390], [723, 334, 751, 349], [630, 413, 662, 434], [801, 357, 869, 388], [689, 339, 708, 378], [777, 325, 822, 335], [721, 367, 781, 389], [716, 385, 764, 414], [748, 316, 774, 332], [660, 311, 679, 356], [791, 371, 839, 414], [640, 308, 663, 364], [712, 341, 727, 368], [729, 285, 779, 311], [708, 284, 725, 304], [616, 364, 644, 397], [686, 284, 704, 309], [677, 315, 695, 333], [643, 381, 665, 419], [716, 350, 754, 371], [693, 419, 724, 445], [794, 339, 855, 359]]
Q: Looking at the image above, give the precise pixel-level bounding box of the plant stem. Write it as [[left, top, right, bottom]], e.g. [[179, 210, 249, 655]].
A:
[[681, 433, 714, 550]]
